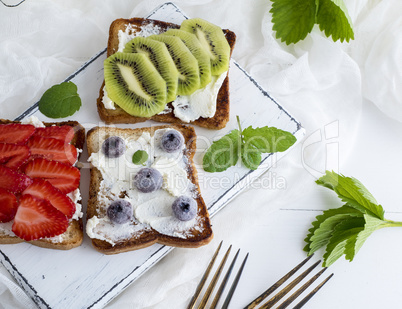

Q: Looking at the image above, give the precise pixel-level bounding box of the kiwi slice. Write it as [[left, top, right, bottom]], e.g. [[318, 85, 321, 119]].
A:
[[123, 37, 179, 103], [163, 29, 212, 89], [104, 52, 167, 117], [180, 18, 230, 76], [149, 34, 200, 96]]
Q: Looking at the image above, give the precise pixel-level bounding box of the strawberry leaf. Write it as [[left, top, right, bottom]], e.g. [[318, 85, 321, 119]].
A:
[[307, 207, 363, 254], [316, 0, 354, 42], [270, 0, 316, 44], [316, 171, 385, 220], [323, 217, 365, 266]]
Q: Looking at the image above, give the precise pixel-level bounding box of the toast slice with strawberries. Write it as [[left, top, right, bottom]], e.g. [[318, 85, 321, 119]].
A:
[[0, 118, 85, 250]]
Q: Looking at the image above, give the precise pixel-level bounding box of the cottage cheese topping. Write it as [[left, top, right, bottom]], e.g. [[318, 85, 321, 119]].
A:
[[87, 129, 201, 246], [102, 86, 115, 110], [117, 23, 163, 53], [21, 115, 46, 128], [103, 24, 226, 122], [172, 71, 227, 122]]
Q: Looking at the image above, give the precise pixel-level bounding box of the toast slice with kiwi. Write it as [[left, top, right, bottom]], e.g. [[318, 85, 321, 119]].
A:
[[97, 17, 236, 130], [0, 118, 85, 250], [86, 125, 213, 254]]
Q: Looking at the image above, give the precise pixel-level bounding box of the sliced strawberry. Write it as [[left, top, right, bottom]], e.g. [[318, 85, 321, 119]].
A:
[[23, 179, 75, 219], [0, 123, 35, 144], [0, 143, 30, 169], [27, 135, 77, 165], [22, 158, 80, 194], [0, 165, 32, 193], [33, 126, 74, 144], [0, 188, 18, 223], [12, 194, 68, 241]]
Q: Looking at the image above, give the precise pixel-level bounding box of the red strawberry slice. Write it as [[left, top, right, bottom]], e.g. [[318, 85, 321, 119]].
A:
[[27, 135, 77, 165], [0, 123, 35, 144], [0, 188, 18, 223], [12, 194, 68, 241], [23, 179, 76, 219], [33, 126, 74, 144], [22, 158, 80, 194], [0, 165, 33, 193], [0, 143, 30, 169]]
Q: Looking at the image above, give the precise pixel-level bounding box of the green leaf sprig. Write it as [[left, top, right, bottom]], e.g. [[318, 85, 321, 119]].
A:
[[203, 116, 296, 172], [270, 0, 354, 44], [305, 171, 402, 267], [38, 81, 82, 118]]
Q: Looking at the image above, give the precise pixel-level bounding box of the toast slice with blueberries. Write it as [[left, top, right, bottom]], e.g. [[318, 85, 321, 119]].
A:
[[97, 17, 236, 130], [0, 117, 85, 250], [86, 124, 213, 254]]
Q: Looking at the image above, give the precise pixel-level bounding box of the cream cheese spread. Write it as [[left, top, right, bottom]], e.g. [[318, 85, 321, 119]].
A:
[[171, 71, 227, 122], [86, 128, 202, 246], [0, 116, 83, 242], [103, 24, 227, 122]]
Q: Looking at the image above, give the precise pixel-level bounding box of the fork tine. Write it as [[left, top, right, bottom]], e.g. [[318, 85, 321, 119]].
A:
[[209, 249, 240, 309], [259, 260, 321, 309], [221, 252, 249, 309], [244, 254, 314, 309], [292, 273, 334, 309], [275, 268, 327, 309], [197, 245, 232, 308], [187, 241, 223, 309]]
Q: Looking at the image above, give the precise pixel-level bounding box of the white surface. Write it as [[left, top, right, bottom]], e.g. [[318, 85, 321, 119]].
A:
[[0, 0, 401, 309]]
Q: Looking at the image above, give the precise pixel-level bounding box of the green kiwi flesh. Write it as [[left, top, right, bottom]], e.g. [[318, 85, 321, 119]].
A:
[[123, 37, 179, 103], [163, 29, 212, 89], [180, 18, 230, 76], [104, 52, 167, 117], [149, 34, 200, 96]]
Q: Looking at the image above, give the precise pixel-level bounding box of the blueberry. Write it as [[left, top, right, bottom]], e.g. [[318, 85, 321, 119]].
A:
[[102, 136, 125, 158], [172, 196, 197, 221], [161, 130, 184, 153], [134, 168, 163, 193], [107, 199, 132, 224]]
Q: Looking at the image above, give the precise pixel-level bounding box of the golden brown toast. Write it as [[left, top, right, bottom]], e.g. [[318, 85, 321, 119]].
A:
[[86, 124, 213, 254], [0, 118, 85, 250], [97, 17, 236, 130]]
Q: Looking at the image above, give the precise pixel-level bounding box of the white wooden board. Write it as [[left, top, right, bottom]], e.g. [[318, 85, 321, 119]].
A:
[[0, 3, 305, 308]]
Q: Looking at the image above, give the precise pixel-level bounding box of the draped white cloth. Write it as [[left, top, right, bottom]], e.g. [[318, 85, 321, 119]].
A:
[[0, 0, 401, 308]]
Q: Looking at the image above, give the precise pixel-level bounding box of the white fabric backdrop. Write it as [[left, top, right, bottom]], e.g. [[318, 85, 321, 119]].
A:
[[0, 0, 401, 308]]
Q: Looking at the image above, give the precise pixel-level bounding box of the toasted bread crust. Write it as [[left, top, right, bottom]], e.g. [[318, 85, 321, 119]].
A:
[[86, 124, 213, 254], [97, 18, 236, 130], [0, 119, 85, 250]]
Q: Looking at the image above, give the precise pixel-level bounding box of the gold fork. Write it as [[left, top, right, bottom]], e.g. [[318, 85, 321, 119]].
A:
[[244, 255, 333, 309], [187, 241, 249, 309]]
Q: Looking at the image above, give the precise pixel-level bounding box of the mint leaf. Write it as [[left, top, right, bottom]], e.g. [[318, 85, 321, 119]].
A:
[[241, 142, 261, 170], [203, 116, 296, 173], [132, 150, 148, 165], [38, 81, 81, 118], [270, 0, 316, 44], [316, 0, 354, 42], [316, 171, 385, 220], [242, 126, 296, 153], [203, 130, 240, 173]]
